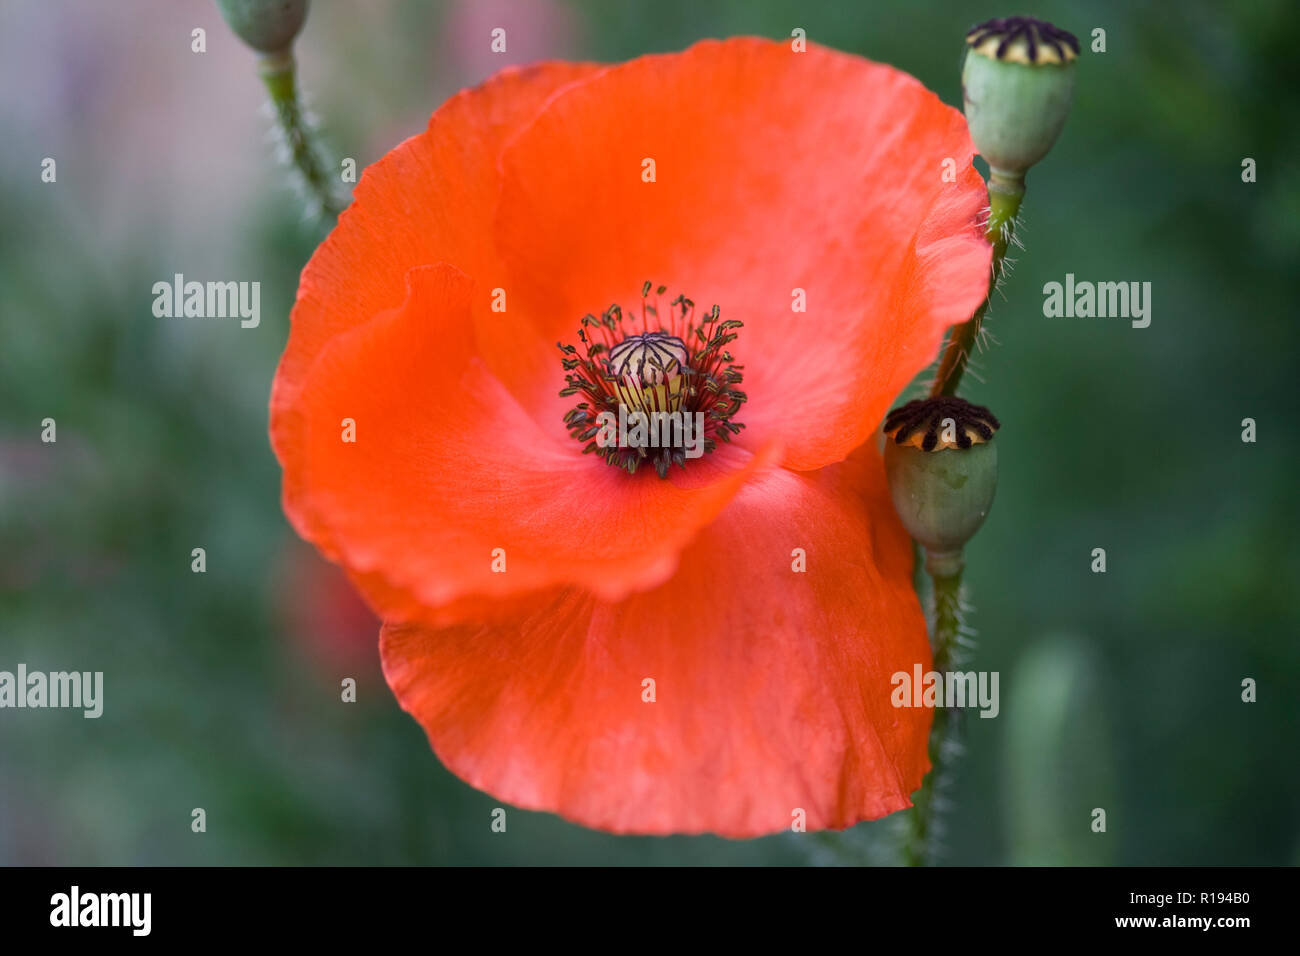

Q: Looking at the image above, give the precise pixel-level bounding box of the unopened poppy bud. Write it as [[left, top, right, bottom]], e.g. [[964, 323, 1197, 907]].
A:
[[883, 397, 1000, 575], [962, 16, 1078, 181], [215, 0, 310, 55]]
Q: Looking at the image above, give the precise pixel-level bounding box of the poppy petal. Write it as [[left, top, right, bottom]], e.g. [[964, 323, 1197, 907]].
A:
[[380, 444, 931, 837], [492, 37, 991, 469], [272, 61, 603, 549]]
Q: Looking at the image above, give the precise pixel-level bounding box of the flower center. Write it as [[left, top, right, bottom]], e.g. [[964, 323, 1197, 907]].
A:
[[558, 282, 747, 478]]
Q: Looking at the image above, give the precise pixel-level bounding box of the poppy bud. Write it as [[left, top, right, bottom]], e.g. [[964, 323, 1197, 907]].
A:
[[883, 397, 1000, 576], [215, 0, 310, 55], [961, 16, 1078, 181]]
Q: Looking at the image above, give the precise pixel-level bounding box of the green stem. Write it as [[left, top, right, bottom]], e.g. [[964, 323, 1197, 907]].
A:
[[903, 553, 966, 866], [930, 172, 1025, 396], [258, 51, 344, 221]]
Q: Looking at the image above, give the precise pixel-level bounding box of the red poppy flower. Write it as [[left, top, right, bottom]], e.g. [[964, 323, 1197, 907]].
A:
[[270, 37, 990, 836]]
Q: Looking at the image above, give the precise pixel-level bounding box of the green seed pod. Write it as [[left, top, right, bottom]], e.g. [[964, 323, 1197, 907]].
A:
[[962, 17, 1078, 180], [215, 0, 310, 55], [883, 397, 1000, 573]]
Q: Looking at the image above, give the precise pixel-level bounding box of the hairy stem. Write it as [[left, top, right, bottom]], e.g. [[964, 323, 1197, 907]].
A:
[[930, 172, 1025, 396], [903, 558, 967, 866], [259, 51, 344, 221]]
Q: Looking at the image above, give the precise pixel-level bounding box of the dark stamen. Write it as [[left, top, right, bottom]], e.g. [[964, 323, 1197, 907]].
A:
[[884, 395, 1000, 450], [966, 16, 1079, 63]]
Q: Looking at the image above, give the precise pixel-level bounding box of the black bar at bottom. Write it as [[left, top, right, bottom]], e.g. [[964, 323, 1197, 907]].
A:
[[0, 865, 1279, 941]]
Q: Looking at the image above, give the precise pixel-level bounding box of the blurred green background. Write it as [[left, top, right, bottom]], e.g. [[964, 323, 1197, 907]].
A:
[[2, 0, 1297, 865]]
